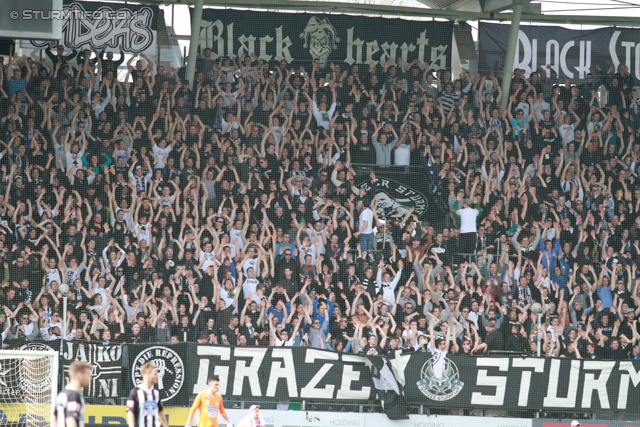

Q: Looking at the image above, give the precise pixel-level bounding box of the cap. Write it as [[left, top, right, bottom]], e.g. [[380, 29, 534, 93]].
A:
[[160, 199, 172, 207], [571, 421, 581, 427], [249, 404, 260, 411], [628, 308, 635, 314], [464, 198, 473, 206], [135, 165, 142, 170], [0, 311, 6, 317]]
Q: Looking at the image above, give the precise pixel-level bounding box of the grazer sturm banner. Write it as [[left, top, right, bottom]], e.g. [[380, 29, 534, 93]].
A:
[[353, 165, 433, 221], [126, 344, 375, 405], [191, 8, 454, 69], [404, 353, 640, 413], [479, 22, 640, 80], [186, 346, 374, 402], [23, 0, 159, 54]]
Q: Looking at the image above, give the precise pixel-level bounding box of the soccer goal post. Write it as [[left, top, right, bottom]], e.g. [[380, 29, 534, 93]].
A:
[[0, 350, 59, 427]]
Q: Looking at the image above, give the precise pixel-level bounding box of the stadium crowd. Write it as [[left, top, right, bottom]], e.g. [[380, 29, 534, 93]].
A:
[[0, 40, 639, 362]]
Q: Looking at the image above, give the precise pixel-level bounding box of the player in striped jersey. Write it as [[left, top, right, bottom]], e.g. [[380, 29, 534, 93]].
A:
[[126, 362, 170, 427], [53, 361, 91, 427]]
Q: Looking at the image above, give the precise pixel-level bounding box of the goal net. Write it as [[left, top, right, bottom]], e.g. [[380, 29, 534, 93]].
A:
[[0, 350, 59, 427]]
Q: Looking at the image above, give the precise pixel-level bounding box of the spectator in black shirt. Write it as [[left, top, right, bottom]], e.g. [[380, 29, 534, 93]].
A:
[[45, 42, 77, 67]]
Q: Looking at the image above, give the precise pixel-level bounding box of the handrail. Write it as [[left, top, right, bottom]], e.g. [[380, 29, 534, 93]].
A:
[[350, 163, 427, 173]]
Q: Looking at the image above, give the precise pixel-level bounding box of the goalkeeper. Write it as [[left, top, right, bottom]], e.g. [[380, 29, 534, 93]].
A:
[[185, 376, 231, 427]]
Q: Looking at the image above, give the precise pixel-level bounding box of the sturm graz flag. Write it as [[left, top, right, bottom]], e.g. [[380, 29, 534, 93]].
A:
[[358, 177, 429, 222], [62, 341, 123, 398], [366, 354, 409, 420]]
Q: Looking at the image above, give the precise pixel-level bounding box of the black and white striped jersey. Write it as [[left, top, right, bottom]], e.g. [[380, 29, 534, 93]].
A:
[[54, 387, 85, 427], [126, 386, 164, 427]]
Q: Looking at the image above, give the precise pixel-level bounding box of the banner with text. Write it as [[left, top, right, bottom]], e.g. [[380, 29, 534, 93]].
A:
[[61, 340, 124, 398], [1, 340, 123, 400], [191, 8, 453, 69], [353, 165, 433, 222], [478, 22, 640, 80], [82, 407, 535, 427], [9, 341, 640, 412], [126, 344, 375, 405], [404, 353, 640, 412], [22, 0, 159, 54], [127, 343, 195, 406]]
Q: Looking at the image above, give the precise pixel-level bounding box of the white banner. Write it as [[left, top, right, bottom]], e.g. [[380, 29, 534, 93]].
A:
[[21, 1, 158, 55], [213, 412, 534, 427]]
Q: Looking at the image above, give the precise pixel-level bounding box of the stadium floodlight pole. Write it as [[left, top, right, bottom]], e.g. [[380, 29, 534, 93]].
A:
[[530, 302, 542, 356], [537, 311, 541, 357], [185, 0, 205, 90], [499, 1, 523, 109], [382, 215, 387, 251], [59, 283, 69, 343]]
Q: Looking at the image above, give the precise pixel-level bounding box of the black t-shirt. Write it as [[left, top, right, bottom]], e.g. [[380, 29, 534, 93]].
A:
[[600, 324, 615, 338], [54, 387, 85, 427], [427, 242, 449, 263], [362, 344, 383, 355]]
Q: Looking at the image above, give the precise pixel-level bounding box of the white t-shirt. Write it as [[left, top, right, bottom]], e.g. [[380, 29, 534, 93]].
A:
[[65, 150, 84, 171], [394, 143, 411, 166], [199, 251, 217, 271], [467, 311, 479, 329], [515, 101, 530, 118], [402, 328, 418, 342], [46, 268, 62, 287], [135, 223, 152, 247], [458, 207, 479, 233], [242, 258, 258, 276], [359, 207, 374, 234], [242, 277, 260, 298], [229, 228, 245, 250], [152, 145, 173, 169], [299, 244, 317, 265], [274, 337, 296, 347], [558, 123, 575, 142], [427, 343, 448, 379], [219, 287, 236, 308]]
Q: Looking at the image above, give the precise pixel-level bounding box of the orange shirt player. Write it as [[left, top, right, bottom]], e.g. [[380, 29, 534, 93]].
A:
[[186, 376, 231, 427]]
